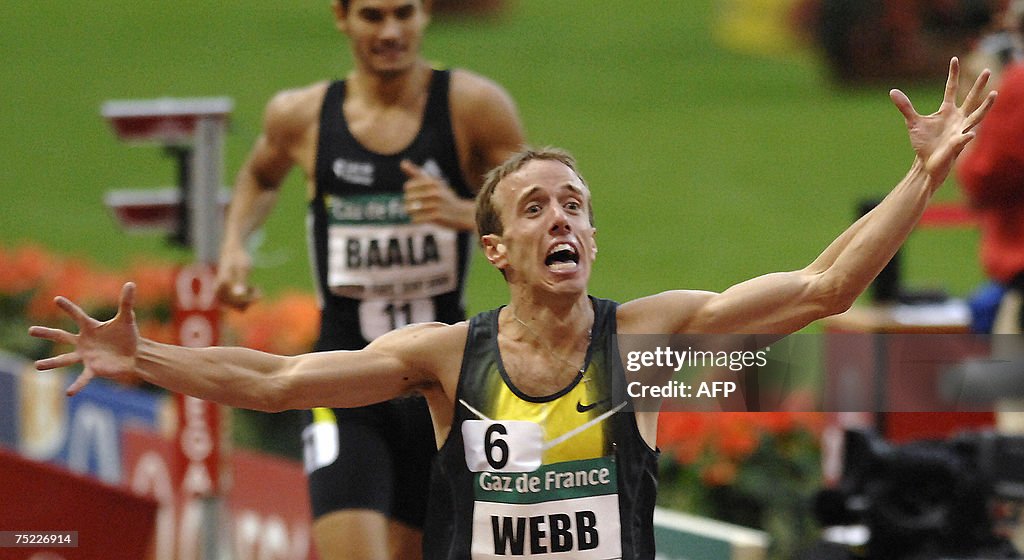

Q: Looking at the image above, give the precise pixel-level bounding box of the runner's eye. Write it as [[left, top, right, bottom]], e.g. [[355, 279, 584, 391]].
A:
[[395, 5, 416, 19]]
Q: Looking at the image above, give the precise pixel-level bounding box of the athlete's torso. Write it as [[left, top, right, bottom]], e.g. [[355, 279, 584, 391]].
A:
[[309, 69, 474, 351], [425, 297, 660, 560]]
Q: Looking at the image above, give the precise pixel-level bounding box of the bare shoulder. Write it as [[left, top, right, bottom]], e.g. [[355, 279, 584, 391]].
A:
[[617, 290, 716, 334], [369, 321, 469, 382], [449, 68, 520, 125], [447, 68, 525, 184], [449, 69, 515, 104], [262, 81, 330, 140]]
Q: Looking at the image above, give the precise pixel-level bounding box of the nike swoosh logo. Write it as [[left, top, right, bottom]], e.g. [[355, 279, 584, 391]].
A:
[[576, 398, 609, 413]]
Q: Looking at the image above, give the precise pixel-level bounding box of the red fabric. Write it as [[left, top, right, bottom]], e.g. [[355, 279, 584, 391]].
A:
[[0, 447, 158, 559], [956, 62, 1024, 283]]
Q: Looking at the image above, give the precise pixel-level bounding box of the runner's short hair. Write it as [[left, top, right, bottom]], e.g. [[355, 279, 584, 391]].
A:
[[476, 147, 594, 241]]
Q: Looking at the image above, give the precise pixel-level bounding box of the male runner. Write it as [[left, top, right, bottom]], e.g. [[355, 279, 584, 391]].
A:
[[213, 0, 524, 558]]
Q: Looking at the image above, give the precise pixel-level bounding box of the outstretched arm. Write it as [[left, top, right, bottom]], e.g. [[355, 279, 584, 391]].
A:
[[622, 58, 997, 336], [29, 283, 448, 412]]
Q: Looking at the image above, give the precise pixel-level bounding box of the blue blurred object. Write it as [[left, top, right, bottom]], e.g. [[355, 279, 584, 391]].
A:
[[967, 281, 1006, 334]]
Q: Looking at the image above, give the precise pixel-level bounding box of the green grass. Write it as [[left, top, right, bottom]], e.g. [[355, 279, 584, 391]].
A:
[[3, 0, 985, 316]]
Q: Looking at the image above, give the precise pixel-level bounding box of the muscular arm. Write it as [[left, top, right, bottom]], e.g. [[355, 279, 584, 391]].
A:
[[622, 58, 996, 336], [29, 283, 463, 412], [216, 86, 323, 307], [450, 70, 527, 190]]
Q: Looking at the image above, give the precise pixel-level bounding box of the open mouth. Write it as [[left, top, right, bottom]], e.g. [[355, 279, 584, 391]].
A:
[[545, 243, 579, 271]]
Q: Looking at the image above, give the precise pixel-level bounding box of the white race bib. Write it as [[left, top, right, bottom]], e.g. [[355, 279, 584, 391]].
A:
[[470, 457, 621, 560], [324, 193, 458, 300], [357, 297, 436, 341], [301, 416, 338, 474], [463, 420, 544, 473]]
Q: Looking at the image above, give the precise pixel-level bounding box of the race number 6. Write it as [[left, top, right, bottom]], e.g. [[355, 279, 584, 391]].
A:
[[485, 424, 509, 469], [462, 420, 543, 473]]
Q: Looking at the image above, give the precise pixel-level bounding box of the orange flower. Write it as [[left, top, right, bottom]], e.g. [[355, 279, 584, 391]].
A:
[[0, 243, 57, 295], [137, 318, 176, 344], [125, 259, 176, 312], [25, 257, 118, 322], [701, 460, 738, 487], [271, 292, 321, 355], [658, 412, 713, 464], [221, 291, 320, 355], [223, 304, 277, 353]]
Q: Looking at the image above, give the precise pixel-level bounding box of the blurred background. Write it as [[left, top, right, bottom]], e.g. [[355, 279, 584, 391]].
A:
[[2, 0, 1019, 559], [1, 0, 993, 308]]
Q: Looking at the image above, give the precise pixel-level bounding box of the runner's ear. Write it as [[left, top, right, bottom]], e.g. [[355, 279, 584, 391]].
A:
[[482, 234, 507, 269]]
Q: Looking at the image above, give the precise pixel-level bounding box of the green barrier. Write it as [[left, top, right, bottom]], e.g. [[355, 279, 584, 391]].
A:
[[654, 507, 768, 560]]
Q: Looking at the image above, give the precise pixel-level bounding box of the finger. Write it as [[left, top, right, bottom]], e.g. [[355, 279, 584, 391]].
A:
[[400, 159, 426, 179], [951, 131, 977, 157], [962, 91, 998, 133], [942, 57, 960, 104], [216, 282, 249, 307], [219, 283, 260, 310], [889, 89, 918, 123], [35, 351, 82, 371], [117, 282, 136, 320], [403, 179, 428, 196], [405, 195, 423, 215], [66, 368, 96, 396], [28, 325, 76, 345], [960, 68, 991, 113], [55, 296, 95, 326]]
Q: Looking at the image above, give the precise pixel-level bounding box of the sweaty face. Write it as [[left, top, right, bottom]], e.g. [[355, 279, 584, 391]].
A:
[[484, 160, 597, 295], [337, 0, 428, 75]]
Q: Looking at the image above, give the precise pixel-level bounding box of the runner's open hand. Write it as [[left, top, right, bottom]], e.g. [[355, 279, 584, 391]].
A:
[[28, 282, 141, 396], [890, 57, 997, 185]]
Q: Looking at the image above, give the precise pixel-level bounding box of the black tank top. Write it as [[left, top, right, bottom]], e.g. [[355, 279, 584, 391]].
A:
[[310, 69, 474, 352], [424, 297, 660, 559]]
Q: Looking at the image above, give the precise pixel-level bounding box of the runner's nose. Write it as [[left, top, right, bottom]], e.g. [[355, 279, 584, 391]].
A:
[[549, 207, 571, 235]]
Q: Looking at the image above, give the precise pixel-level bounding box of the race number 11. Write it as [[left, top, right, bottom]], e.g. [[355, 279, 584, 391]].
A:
[[462, 420, 543, 473]]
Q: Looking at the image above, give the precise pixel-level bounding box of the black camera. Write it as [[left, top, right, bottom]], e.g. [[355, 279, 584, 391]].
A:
[[804, 428, 1024, 560]]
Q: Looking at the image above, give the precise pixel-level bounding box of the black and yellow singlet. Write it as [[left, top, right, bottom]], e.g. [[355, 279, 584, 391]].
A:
[[424, 297, 660, 560]]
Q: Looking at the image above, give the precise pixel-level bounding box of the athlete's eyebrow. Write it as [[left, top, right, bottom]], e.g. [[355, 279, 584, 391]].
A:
[[514, 183, 585, 207], [564, 183, 586, 198], [515, 185, 544, 205]]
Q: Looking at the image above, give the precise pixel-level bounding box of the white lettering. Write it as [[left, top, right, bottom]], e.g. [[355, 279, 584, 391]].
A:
[[130, 451, 176, 560], [696, 381, 737, 398], [625, 346, 770, 373], [175, 265, 217, 310], [179, 315, 214, 348], [544, 468, 613, 491], [66, 403, 119, 482]]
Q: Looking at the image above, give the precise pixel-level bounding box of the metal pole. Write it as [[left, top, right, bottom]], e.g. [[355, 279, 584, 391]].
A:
[[188, 115, 229, 560], [189, 116, 225, 265]]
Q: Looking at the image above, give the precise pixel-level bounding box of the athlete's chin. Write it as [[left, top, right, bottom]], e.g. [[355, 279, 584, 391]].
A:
[[369, 54, 415, 74], [541, 272, 590, 295]]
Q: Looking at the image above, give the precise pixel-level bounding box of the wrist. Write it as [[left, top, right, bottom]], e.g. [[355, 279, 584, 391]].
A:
[[910, 156, 943, 194]]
